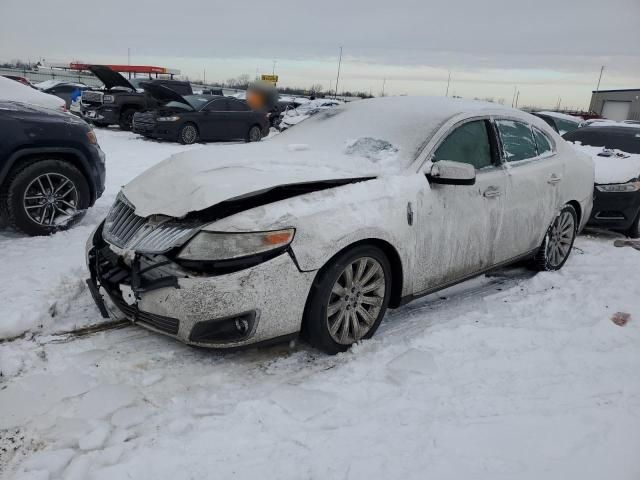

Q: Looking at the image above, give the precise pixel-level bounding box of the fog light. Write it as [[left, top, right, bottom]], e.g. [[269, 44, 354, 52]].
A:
[[189, 311, 256, 344]]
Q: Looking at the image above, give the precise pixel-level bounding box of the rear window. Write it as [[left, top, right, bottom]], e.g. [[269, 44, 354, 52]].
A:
[[563, 128, 640, 154], [496, 120, 538, 162]]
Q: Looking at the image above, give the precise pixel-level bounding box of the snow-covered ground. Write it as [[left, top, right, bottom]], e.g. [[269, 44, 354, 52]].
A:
[[1, 130, 639, 480]]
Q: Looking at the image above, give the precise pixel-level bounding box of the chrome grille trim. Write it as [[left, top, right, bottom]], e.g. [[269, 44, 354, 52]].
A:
[[103, 193, 199, 254]]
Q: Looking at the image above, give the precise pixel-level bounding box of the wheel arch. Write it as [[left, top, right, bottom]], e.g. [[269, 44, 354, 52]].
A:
[[0, 148, 97, 203], [566, 200, 582, 226]]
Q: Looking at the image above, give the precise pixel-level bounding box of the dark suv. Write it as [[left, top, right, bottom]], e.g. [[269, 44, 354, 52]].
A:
[[80, 65, 192, 130], [0, 101, 106, 235]]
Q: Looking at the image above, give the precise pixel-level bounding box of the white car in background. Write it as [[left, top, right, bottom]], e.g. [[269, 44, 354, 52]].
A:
[[279, 98, 343, 130], [86, 97, 593, 354], [0, 75, 66, 112]]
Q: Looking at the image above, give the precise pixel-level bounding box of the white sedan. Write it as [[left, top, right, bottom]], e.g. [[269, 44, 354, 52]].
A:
[[86, 97, 593, 354]]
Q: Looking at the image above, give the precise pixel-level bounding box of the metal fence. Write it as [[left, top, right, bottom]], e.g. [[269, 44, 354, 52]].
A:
[[0, 66, 105, 87]]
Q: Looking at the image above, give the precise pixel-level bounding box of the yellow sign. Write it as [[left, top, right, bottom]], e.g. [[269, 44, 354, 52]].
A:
[[261, 74, 279, 84]]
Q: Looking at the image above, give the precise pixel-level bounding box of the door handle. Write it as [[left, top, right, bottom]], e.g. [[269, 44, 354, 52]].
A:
[[483, 186, 501, 198], [548, 174, 562, 185]]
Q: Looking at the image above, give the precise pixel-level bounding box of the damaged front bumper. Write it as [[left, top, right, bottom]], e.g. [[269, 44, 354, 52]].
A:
[[86, 223, 316, 348]]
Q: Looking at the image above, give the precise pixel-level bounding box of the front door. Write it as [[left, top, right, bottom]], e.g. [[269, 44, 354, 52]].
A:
[[201, 98, 232, 141], [414, 118, 508, 293]]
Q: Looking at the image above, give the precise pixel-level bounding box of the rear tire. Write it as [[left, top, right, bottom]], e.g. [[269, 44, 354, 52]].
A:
[[179, 123, 199, 145], [119, 108, 136, 131], [1, 159, 90, 236], [246, 125, 262, 142], [530, 204, 577, 271], [303, 245, 392, 354]]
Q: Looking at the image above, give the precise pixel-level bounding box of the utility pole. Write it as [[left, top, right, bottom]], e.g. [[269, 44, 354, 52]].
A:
[[511, 85, 517, 107], [445, 70, 451, 97], [127, 47, 131, 79], [334, 46, 343, 100], [515, 90, 520, 108], [595, 65, 605, 92], [381, 78, 386, 97], [272, 60, 277, 76]]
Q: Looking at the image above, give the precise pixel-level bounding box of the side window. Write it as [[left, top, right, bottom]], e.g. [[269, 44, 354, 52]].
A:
[[204, 99, 227, 112], [553, 118, 580, 135], [496, 120, 537, 162], [228, 99, 250, 112], [533, 128, 553, 155], [432, 120, 493, 170]]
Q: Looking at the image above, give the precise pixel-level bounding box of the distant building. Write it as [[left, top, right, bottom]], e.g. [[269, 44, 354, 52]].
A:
[[589, 89, 640, 121]]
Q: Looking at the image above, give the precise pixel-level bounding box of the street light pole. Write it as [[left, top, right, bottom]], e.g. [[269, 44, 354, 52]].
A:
[[445, 70, 451, 97], [272, 60, 277, 76], [334, 46, 343, 100], [595, 65, 605, 92]]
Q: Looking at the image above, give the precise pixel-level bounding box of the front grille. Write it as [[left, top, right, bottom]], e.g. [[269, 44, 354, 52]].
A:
[[82, 90, 103, 104], [103, 193, 198, 254], [133, 111, 156, 131], [110, 294, 179, 335]]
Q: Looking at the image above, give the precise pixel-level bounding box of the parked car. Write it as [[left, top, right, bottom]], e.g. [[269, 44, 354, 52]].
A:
[[563, 124, 640, 237], [86, 97, 593, 353], [80, 65, 192, 130], [132, 85, 269, 144], [0, 75, 66, 112], [0, 101, 105, 235], [279, 98, 343, 130], [40, 82, 89, 109], [532, 111, 583, 135], [2, 75, 35, 88]]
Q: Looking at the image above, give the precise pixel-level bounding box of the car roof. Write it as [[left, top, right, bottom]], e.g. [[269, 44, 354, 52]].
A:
[[577, 125, 640, 134]]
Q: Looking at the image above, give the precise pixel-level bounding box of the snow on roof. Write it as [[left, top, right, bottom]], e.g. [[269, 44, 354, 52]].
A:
[[272, 96, 515, 163], [536, 111, 584, 123], [570, 143, 640, 184], [0, 76, 65, 110]]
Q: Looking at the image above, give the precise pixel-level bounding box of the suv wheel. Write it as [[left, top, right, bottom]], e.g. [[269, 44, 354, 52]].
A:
[[119, 108, 137, 131], [1, 159, 90, 236], [303, 245, 392, 354], [179, 123, 199, 145], [531, 204, 577, 271]]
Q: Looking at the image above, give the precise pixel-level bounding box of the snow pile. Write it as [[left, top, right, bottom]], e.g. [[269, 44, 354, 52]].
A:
[[570, 142, 640, 184], [344, 137, 399, 163], [0, 76, 65, 111], [1, 234, 639, 480]]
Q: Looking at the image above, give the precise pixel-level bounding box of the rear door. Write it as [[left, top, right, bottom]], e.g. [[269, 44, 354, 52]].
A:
[[493, 118, 563, 261], [414, 118, 508, 292]]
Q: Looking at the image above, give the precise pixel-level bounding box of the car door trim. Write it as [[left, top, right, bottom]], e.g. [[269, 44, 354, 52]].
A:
[[396, 247, 538, 307]]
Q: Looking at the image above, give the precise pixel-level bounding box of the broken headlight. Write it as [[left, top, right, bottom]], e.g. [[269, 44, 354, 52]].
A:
[[176, 229, 295, 261]]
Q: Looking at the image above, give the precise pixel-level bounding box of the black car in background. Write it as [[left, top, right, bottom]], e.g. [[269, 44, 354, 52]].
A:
[[563, 125, 640, 237], [81, 65, 192, 130], [532, 111, 583, 135], [133, 84, 269, 144], [0, 101, 105, 235]]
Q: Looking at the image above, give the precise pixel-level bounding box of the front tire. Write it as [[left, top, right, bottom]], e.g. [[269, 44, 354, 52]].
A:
[[1, 159, 90, 236], [119, 108, 136, 131], [303, 245, 392, 354], [531, 204, 577, 271], [179, 123, 199, 145], [246, 125, 262, 142]]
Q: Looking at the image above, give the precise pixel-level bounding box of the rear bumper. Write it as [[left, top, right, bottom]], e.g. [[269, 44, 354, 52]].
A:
[[587, 188, 640, 230], [86, 224, 315, 349]]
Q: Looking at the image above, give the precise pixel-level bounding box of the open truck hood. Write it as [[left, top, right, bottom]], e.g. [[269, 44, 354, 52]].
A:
[[88, 65, 136, 91], [141, 82, 193, 109], [122, 142, 375, 218]]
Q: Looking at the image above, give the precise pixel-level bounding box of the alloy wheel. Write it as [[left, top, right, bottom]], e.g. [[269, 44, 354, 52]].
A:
[[182, 125, 198, 144], [545, 210, 575, 267], [22, 173, 79, 226], [249, 126, 262, 142], [326, 256, 386, 345]]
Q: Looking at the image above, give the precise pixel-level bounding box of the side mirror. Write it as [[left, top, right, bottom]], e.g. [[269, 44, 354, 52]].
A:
[[426, 160, 476, 185]]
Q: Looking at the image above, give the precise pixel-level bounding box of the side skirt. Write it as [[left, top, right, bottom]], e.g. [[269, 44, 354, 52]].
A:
[[396, 248, 538, 308]]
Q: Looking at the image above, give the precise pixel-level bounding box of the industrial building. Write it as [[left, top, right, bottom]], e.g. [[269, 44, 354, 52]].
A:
[[589, 89, 640, 121]]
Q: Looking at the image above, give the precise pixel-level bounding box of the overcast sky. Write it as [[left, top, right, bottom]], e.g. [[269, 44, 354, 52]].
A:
[[1, 0, 639, 108]]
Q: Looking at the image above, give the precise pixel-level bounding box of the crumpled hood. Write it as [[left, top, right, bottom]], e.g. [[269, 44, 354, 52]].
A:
[[123, 142, 378, 218]]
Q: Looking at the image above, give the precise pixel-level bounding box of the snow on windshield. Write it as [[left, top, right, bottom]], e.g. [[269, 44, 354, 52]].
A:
[[270, 96, 496, 171]]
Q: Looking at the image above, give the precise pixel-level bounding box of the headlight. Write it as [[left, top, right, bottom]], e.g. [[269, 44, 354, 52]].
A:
[[596, 181, 640, 193], [157, 116, 180, 122], [103, 95, 115, 103], [177, 229, 295, 261]]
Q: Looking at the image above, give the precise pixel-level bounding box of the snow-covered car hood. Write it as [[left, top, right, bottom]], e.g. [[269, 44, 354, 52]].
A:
[[570, 143, 640, 184], [0, 75, 65, 111], [122, 142, 382, 218]]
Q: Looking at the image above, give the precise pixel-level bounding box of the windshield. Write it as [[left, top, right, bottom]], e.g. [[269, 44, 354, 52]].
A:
[[184, 95, 218, 110]]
